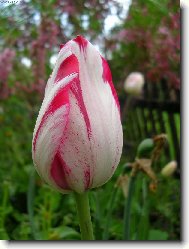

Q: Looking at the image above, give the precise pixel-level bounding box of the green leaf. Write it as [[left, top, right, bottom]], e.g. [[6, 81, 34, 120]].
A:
[[49, 226, 80, 240], [0, 228, 9, 240], [148, 229, 169, 240]]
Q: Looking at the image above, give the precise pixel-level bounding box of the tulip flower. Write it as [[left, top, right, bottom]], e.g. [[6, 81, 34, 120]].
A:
[[124, 72, 144, 96], [32, 36, 123, 195]]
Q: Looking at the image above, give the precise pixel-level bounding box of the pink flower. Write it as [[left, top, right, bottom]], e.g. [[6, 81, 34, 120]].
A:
[[32, 36, 123, 194], [0, 49, 15, 82]]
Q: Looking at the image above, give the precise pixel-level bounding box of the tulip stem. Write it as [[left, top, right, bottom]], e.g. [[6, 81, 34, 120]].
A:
[[123, 175, 136, 240], [74, 191, 94, 240]]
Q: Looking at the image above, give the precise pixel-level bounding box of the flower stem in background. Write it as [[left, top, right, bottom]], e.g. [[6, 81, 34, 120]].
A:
[[137, 178, 149, 240], [123, 175, 136, 240], [121, 95, 132, 122], [74, 192, 94, 240]]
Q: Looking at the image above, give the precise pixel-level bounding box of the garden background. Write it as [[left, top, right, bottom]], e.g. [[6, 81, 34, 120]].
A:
[[0, 0, 180, 240]]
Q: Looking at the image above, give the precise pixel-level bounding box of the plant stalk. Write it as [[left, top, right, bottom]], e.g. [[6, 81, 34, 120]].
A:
[[123, 175, 136, 240], [74, 191, 94, 240]]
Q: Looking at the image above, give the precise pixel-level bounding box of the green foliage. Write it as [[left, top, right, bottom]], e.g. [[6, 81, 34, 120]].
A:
[[148, 229, 169, 240]]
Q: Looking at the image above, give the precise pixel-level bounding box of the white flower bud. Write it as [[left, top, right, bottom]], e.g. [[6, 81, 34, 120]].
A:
[[161, 161, 177, 177], [124, 72, 145, 96]]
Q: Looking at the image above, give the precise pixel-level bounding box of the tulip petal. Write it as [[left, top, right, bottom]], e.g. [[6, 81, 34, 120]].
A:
[[32, 74, 77, 193], [52, 36, 123, 192], [101, 56, 120, 112], [73, 37, 122, 187], [50, 152, 71, 190], [32, 36, 123, 194], [55, 54, 79, 83]]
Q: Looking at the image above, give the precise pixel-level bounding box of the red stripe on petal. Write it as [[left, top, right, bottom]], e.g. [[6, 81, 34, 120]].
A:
[[71, 77, 92, 139], [73, 35, 88, 52], [55, 54, 79, 83], [50, 152, 71, 190], [60, 44, 64, 50], [33, 85, 70, 152], [101, 56, 120, 112]]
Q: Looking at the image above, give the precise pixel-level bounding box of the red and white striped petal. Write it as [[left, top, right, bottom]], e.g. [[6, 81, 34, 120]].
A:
[[32, 74, 77, 193], [32, 36, 123, 194]]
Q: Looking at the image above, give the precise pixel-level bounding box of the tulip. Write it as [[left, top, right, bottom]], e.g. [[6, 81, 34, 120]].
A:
[[161, 160, 177, 177], [124, 72, 144, 96], [32, 35, 123, 195]]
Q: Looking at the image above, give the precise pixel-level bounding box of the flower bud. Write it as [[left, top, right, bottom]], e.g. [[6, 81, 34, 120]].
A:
[[136, 138, 155, 159], [122, 162, 132, 174], [161, 161, 177, 177], [124, 72, 145, 96], [32, 36, 123, 194]]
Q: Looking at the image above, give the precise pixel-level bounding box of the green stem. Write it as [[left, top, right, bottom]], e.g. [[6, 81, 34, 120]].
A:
[[137, 178, 149, 240], [74, 191, 94, 240], [123, 175, 136, 240]]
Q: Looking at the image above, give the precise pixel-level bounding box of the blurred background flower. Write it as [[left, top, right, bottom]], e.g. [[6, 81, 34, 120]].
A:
[[124, 72, 145, 96]]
